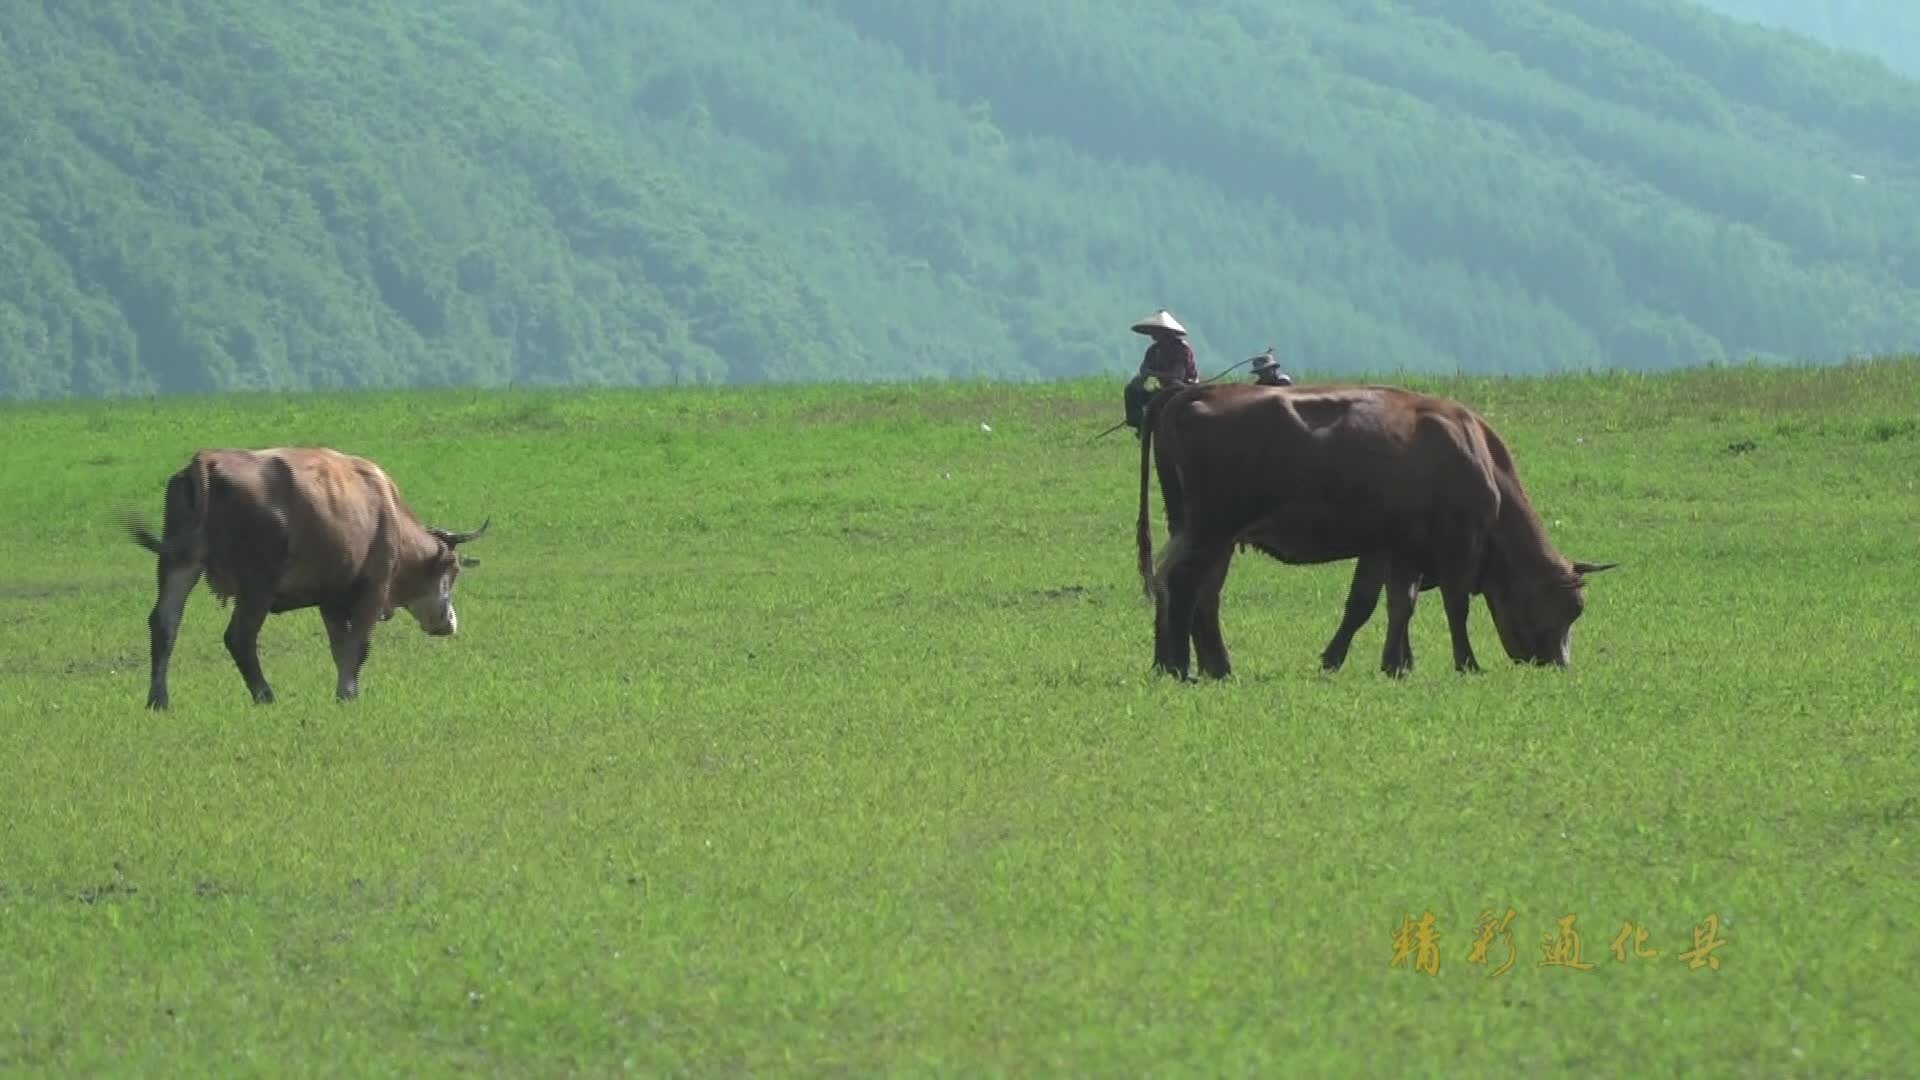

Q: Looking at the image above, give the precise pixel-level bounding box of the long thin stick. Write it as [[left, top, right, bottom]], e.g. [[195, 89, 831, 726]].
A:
[[1090, 348, 1269, 443], [1202, 356, 1258, 382]]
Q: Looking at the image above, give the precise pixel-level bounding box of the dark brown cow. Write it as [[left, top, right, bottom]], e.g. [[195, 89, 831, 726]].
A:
[[1135, 382, 1614, 679], [123, 447, 489, 708]]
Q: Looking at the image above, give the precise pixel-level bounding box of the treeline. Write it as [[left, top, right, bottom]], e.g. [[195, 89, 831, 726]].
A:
[[4, 0, 1920, 399]]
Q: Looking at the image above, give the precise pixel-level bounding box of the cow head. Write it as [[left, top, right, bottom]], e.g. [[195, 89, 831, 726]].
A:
[[398, 518, 490, 636], [1481, 555, 1616, 667]]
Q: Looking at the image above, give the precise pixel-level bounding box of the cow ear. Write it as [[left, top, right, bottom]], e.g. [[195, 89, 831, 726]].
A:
[[1571, 560, 1618, 576]]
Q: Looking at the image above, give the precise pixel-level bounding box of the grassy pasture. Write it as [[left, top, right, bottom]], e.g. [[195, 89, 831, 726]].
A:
[[1, 362, 1916, 1075]]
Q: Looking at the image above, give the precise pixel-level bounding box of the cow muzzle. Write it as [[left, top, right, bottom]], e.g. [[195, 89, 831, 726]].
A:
[[408, 600, 458, 637]]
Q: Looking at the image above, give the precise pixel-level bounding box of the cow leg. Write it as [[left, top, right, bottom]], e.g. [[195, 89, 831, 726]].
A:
[[1442, 581, 1480, 673], [145, 558, 202, 710], [1154, 534, 1230, 682], [1189, 547, 1235, 680], [1321, 554, 1388, 673], [1439, 532, 1484, 674], [320, 602, 373, 702], [1380, 560, 1422, 678], [1150, 568, 1187, 681], [223, 592, 276, 704], [1149, 536, 1180, 677]]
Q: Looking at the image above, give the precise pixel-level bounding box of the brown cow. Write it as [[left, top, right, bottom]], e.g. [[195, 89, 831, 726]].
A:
[[1135, 382, 1614, 679], [123, 447, 489, 708]]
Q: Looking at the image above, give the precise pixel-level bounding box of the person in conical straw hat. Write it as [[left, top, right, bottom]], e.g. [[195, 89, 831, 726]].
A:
[[1123, 309, 1200, 435], [1249, 348, 1293, 387], [1130, 309, 1198, 387]]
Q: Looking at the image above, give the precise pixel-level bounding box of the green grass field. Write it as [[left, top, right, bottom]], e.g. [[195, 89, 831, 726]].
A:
[[2, 362, 1915, 1075]]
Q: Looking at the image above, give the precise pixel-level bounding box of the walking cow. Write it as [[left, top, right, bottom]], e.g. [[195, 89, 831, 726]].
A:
[[1135, 381, 1615, 679], [123, 447, 490, 708]]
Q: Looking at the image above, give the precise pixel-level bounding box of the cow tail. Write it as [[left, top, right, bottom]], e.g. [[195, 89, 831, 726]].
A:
[[1136, 402, 1157, 603], [126, 455, 211, 558], [124, 513, 165, 555], [184, 454, 212, 541]]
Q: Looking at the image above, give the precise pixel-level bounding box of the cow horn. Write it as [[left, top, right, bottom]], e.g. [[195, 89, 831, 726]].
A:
[[1571, 560, 1618, 575], [433, 516, 491, 546]]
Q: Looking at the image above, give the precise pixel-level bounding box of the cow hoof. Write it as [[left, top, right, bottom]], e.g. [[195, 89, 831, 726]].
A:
[[146, 697, 170, 711]]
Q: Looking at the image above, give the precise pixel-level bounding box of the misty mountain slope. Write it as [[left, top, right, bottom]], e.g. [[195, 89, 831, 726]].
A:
[[4, 0, 1919, 398], [0, 1, 863, 397]]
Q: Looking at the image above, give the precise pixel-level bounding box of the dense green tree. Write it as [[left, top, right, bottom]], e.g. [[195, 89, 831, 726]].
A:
[[3, 0, 1919, 398]]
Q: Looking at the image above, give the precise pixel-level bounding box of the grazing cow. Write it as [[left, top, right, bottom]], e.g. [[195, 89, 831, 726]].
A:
[[123, 448, 489, 708], [1135, 382, 1614, 679]]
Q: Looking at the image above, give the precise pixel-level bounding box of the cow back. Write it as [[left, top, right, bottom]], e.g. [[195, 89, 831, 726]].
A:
[[197, 448, 413, 600], [1152, 384, 1502, 558]]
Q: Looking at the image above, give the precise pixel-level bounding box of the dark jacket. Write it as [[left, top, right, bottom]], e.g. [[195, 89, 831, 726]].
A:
[[1140, 335, 1198, 385]]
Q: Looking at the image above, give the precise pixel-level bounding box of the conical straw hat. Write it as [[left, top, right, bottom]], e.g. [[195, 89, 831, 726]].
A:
[[1130, 309, 1187, 336]]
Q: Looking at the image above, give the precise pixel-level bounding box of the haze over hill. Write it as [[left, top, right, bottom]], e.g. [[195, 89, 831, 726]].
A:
[[6, 0, 1920, 399], [1691, 0, 1920, 75]]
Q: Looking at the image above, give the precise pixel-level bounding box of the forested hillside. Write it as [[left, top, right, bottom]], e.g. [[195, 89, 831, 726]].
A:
[[6, 0, 1920, 399], [1692, 0, 1920, 75]]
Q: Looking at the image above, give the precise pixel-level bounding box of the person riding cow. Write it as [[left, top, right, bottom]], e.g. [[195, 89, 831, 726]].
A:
[[1250, 349, 1294, 387], [1124, 309, 1199, 433]]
